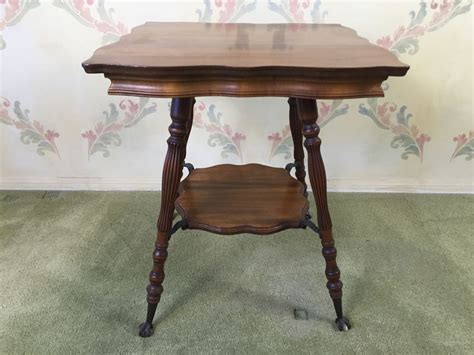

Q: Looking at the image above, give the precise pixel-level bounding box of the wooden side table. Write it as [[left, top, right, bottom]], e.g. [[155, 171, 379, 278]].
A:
[[83, 22, 409, 337]]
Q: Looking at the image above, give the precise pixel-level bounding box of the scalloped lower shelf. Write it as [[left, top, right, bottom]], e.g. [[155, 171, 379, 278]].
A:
[[175, 164, 309, 235]]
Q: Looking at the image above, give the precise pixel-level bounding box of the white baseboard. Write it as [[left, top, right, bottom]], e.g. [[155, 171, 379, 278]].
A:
[[0, 177, 161, 192], [327, 181, 473, 194], [0, 177, 472, 194]]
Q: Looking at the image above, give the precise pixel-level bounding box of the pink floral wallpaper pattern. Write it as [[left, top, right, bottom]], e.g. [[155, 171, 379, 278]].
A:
[[53, 0, 128, 44], [268, 0, 326, 23], [268, 0, 472, 163], [377, 0, 473, 55], [197, 0, 257, 23], [0, 97, 61, 157], [59, 0, 251, 160], [194, 102, 246, 161], [0, 0, 39, 49], [358, 0, 472, 162], [268, 100, 349, 160], [0, 0, 472, 172], [451, 131, 474, 161], [81, 98, 157, 159]]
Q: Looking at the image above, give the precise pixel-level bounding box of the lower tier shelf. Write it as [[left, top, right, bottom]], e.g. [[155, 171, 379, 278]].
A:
[[175, 164, 309, 235]]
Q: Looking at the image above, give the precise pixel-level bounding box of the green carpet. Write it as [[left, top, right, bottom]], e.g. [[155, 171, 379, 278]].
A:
[[0, 191, 472, 354]]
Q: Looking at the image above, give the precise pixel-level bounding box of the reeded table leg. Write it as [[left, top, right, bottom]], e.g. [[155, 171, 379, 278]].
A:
[[182, 98, 196, 164], [139, 97, 195, 337], [296, 98, 351, 331], [288, 98, 307, 192]]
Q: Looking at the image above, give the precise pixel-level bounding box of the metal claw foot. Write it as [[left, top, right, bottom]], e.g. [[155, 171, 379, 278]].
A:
[[335, 317, 351, 331], [138, 322, 154, 337]]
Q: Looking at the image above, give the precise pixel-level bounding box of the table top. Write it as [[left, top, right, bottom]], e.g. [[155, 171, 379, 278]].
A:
[[83, 22, 409, 99]]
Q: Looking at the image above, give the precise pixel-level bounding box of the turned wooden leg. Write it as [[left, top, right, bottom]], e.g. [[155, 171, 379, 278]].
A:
[[288, 98, 307, 192], [183, 98, 196, 162], [180, 98, 196, 189], [296, 98, 351, 331], [139, 97, 195, 337]]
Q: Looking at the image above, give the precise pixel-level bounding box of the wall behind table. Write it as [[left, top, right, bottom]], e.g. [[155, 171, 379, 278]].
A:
[[0, 0, 472, 193]]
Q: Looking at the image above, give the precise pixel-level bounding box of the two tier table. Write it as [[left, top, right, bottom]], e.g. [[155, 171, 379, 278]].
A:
[[83, 22, 409, 337]]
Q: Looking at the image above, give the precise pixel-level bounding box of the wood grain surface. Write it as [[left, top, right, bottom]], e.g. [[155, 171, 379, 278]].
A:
[[82, 22, 409, 99], [175, 164, 309, 235]]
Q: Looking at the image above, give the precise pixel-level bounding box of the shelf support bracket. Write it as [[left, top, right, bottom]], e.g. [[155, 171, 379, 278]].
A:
[[285, 162, 296, 174], [169, 219, 188, 240], [183, 163, 194, 173], [285, 162, 308, 197], [300, 214, 321, 237]]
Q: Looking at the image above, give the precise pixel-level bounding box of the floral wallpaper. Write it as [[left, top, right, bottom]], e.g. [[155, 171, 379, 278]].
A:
[[197, 0, 257, 22], [0, 97, 60, 157], [81, 98, 157, 159], [0, 0, 39, 49], [269, 0, 472, 163], [53, 0, 128, 44], [451, 131, 474, 161], [194, 102, 247, 161], [268, 0, 327, 23], [268, 100, 349, 160], [0, 0, 472, 191]]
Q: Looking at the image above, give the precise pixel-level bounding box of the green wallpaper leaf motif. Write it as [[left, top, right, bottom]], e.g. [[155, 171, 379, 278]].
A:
[[0, 97, 61, 158], [268, 0, 327, 23], [53, 0, 128, 44], [2, 0, 466, 165], [197, 0, 257, 22], [391, 107, 422, 160], [268, 0, 471, 163], [377, 0, 473, 56], [56, 0, 133, 161], [82, 99, 157, 159], [359, 100, 392, 131], [451, 131, 474, 161], [359, 102, 431, 162], [318, 101, 350, 128], [70, 0, 256, 161], [391, 37, 420, 55], [364, 0, 472, 162], [268, 102, 349, 160], [0, 0, 40, 50], [193, 103, 246, 161], [193, 1, 255, 160], [268, 125, 293, 160]]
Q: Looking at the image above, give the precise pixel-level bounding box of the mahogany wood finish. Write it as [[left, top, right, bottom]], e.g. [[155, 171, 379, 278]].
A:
[[82, 21, 409, 337], [296, 98, 350, 330], [83, 22, 409, 99], [138, 97, 195, 337], [183, 99, 195, 156], [176, 164, 308, 235], [288, 98, 307, 191]]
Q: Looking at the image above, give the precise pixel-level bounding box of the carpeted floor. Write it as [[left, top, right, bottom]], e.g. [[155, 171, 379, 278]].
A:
[[0, 191, 472, 354]]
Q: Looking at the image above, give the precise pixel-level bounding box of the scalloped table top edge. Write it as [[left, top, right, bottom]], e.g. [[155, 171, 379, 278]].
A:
[[82, 22, 409, 99]]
